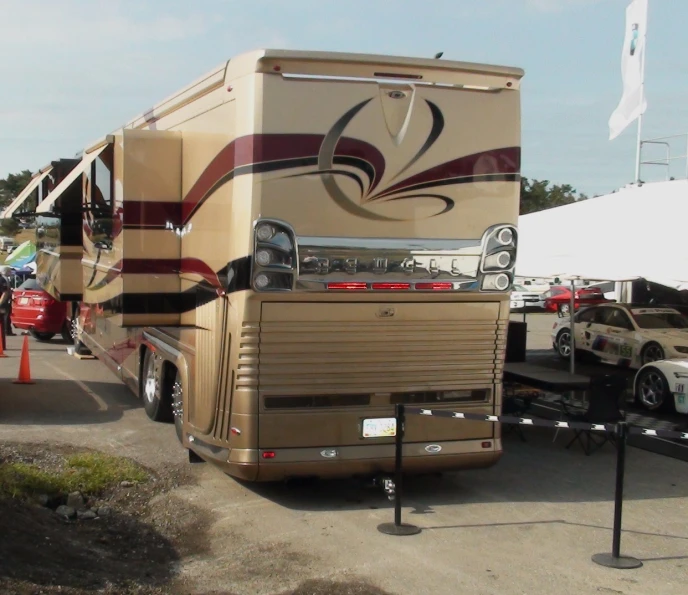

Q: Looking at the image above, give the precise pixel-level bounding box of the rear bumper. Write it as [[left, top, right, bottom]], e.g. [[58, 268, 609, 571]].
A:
[[10, 315, 64, 334], [195, 438, 502, 482]]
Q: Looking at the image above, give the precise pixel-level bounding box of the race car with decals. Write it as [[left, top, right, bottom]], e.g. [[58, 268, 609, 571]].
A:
[[634, 359, 688, 414], [551, 304, 688, 370]]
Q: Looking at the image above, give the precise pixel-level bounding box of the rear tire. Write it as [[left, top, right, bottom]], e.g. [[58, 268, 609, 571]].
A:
[[141, 349, 173, 423], [30, 330, 55, 342]]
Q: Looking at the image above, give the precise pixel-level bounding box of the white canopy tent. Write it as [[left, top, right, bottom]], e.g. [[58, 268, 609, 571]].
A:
[[515, 179, 688, 374], [516, 179, 688, 285]]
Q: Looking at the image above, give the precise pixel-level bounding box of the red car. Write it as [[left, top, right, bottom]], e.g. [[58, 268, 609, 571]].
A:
[[10, 277, 71, 342], [542, 285, 613, 315]]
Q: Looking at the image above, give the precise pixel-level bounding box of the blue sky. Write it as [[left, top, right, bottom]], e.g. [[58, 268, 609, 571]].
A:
[[2, 0, 686, 197]]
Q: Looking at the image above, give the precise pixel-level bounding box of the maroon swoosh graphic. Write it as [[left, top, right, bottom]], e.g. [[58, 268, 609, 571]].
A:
[[123, 201, 181, 228], [89, 258, 222, 290], [180, 133, 386, 224], [368, 147, 521, 201]]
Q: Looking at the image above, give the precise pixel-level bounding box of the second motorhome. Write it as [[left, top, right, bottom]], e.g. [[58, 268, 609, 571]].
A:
[[28, 49, 524, 482]]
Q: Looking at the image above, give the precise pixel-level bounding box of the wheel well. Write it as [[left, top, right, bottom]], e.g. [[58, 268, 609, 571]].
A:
[[641, 341, 661, 353], [556, 327, 571, 341], [138, 345, 148, 394], [161, 360, 178, 408]]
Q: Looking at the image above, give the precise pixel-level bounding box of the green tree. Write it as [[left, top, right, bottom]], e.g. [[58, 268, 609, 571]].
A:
[[0, 218, 20, 236], [0, 169, 34, 211], [519, 177, 589, 215]]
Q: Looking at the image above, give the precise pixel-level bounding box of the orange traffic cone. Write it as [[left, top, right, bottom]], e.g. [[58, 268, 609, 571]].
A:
[[13, 335, 34, 384], [0, 325, 7, 358]]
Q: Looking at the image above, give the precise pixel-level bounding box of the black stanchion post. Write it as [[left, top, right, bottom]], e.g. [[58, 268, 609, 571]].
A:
[[377, 404, 421, 536], [592, 421, 642, 569]]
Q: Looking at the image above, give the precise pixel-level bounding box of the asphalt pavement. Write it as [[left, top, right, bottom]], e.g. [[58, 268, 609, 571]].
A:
[[1, 331, 688, 594]]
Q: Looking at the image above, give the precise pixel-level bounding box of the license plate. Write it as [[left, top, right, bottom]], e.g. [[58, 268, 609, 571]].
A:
[[19, 297, 28, 305], [362, 417, 397, 438]]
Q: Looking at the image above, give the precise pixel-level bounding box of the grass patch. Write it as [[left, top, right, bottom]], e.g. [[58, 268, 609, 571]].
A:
[[0, 451, 149, 500]]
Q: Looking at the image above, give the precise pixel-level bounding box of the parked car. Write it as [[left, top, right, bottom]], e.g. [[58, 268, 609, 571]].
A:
[[514, 278, 551, 293], [585, 281, 617, 301], [0, 236, 15, 253], [633, 359, 688, 413], [510, 284, 545, 310], [10, 277, 70, 341], [542, 285, 612, 314], [551, 303, 688, 370]]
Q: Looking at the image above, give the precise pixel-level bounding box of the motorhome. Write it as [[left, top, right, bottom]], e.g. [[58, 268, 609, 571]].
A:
[[29, 49, 524, 482]]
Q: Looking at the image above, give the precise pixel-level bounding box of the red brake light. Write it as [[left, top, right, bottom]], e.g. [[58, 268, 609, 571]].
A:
[[415, 282, 453, 291], [327, 282, 367, 291], [371, 283, 410, 290], [262, 451, 276, 459]]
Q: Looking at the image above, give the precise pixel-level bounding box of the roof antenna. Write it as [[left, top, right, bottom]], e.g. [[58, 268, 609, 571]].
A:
[[434, 52, 443, 59]]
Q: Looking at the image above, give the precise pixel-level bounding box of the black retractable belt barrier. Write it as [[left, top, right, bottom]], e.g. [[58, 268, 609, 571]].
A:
[[377, 404, 421, 536], [592, 421, 642, 569], [374, 405, 688, 569]]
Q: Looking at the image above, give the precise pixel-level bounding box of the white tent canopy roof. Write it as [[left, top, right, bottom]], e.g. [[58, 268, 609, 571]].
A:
[[515, 179, 688, 286]]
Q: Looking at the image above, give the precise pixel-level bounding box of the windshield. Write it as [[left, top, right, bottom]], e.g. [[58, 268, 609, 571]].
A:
[[631, 309, 688, 329]]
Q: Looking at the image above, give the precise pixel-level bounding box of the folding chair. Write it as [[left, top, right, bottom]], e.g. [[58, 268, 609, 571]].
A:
[[502, 382, 539, 442], [559, 373, 627, 455]]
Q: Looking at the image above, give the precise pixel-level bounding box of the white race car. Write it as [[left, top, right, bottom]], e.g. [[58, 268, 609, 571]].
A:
[[551, 304, 688, 369], [510, 284, 544, 310], [634, 359, 688, 414]]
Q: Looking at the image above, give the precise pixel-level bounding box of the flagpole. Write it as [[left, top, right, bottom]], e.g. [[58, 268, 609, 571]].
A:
[[634, 2, 648, 183]]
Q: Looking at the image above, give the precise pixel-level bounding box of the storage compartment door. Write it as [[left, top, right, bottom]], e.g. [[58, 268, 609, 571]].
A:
[[121, 129, 183, 326]]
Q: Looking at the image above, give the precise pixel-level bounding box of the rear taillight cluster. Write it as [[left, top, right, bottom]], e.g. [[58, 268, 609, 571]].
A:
[[479, 224, 518, 292], [252, 219, 297, 292]]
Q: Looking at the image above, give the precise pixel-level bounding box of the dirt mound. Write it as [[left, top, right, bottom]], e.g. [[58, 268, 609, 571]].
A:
[[0, 441, 207, 595]]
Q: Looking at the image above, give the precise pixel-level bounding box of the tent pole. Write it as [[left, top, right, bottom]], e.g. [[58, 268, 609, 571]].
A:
[[570, 279, 576, 375]]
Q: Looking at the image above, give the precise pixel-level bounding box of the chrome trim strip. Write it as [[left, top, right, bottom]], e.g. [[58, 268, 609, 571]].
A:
[[256, 438, 499, 464]]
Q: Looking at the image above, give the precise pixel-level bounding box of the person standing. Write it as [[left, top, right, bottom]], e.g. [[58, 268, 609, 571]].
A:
[[0, 265, 15, 347]]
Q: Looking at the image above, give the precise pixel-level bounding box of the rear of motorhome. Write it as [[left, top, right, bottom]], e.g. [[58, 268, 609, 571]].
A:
[[34, 49, 524, 481]]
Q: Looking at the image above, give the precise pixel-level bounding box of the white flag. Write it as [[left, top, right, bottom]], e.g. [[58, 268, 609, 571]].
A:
[[608, 0, 648, 140]]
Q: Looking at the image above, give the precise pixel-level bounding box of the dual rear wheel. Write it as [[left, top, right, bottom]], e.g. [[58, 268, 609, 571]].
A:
[[141, 349, 183, 443]]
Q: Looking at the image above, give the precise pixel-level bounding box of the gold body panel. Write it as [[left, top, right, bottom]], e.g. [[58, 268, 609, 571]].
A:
[[51, 49, 523, 481]]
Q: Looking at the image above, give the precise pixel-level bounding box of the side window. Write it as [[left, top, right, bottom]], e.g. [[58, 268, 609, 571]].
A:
[[577, 308, 597, 323], [603, 308, 634, 330], [85, 145, 114, 247], [592, 307, 612, 324], [86, 145, 114, 214]]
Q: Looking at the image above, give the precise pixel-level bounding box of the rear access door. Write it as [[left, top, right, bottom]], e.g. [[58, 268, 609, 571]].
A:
[[257, 301, 502, 449]]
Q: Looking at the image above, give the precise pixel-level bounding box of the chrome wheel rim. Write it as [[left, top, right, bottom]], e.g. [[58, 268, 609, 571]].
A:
[[171, 379, 183, 419], [558, 331, 571, 357], [639, 371, 664, 408], [70, 317, 79, 340], [144, 356, 158, 404], [643, 344, 664, 364]]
